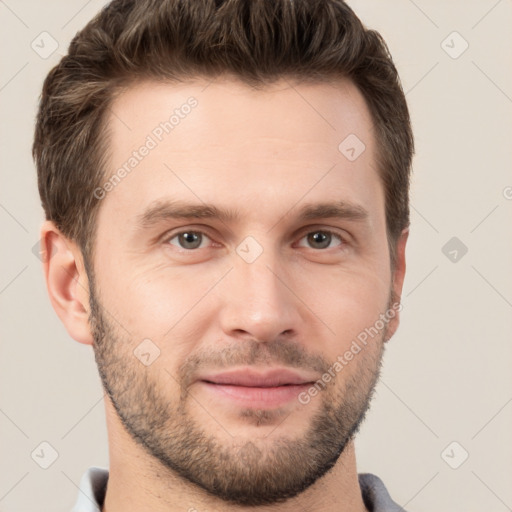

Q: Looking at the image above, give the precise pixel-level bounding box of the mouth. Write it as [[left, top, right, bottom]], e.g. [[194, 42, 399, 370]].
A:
[[196, 368, 317, 408]]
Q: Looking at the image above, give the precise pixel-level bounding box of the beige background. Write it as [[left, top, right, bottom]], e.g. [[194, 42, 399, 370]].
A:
[[1, 1, 511, 511]]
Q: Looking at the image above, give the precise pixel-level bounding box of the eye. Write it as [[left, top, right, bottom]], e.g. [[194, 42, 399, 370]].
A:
[[163, 228, 346, 253], [297, 230, 344, 250], [167, 230, 212, 250]]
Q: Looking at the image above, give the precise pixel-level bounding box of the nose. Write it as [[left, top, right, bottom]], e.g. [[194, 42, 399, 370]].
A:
[[218, 245, 303, 344]]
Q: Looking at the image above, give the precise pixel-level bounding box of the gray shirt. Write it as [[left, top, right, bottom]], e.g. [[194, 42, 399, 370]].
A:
[[71, 466, 407, 511]]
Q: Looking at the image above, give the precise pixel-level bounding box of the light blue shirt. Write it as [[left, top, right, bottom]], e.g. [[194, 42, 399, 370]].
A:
[[71, 466, 407, 511]]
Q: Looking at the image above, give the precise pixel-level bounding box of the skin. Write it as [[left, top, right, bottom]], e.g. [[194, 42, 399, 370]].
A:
[[42, 76, 408, 512]]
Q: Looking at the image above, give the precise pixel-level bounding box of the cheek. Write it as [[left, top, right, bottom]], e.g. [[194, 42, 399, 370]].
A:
[[95, 258, 223, 345], [296, 264, 391, 358]]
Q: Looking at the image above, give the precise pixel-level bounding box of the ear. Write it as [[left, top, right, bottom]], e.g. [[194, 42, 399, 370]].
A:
[[385, 227, 409, 342], [40, 220, 94, 345]]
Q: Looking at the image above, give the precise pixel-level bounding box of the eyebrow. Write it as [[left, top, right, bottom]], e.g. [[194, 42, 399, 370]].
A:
[[135, 198, 369, 230]]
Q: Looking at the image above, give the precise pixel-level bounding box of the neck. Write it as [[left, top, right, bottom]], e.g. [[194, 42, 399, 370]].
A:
[[102, 399, 368, 512]]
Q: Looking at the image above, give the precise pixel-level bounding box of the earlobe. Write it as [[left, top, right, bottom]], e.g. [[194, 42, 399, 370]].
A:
[[385, 227, 409, 342], [41, 221, 94, 346]]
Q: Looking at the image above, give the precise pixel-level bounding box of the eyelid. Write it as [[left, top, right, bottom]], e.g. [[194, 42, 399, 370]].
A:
[[294, 224, 351, 243]]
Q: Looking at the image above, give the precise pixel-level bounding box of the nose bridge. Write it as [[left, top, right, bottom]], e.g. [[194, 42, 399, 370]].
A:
[[241, 247, 284, 308], [219, 238, 301, 341]]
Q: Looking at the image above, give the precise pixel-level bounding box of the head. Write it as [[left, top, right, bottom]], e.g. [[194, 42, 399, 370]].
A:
[[34, 0, 413, 506]]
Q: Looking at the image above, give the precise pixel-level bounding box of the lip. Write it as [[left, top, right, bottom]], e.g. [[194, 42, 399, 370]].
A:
[[196, 368, 317, 409], [199, 368, 317, 387]]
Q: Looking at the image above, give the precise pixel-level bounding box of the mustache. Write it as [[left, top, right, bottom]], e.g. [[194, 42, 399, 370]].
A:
[[177, 338, 331, 389]]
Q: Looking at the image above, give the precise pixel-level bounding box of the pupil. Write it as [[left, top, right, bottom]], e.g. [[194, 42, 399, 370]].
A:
[[309, 232, 330, 249], [180, 232, 200, 249]]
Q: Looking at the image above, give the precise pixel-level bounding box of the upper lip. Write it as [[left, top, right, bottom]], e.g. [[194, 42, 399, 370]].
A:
[[198, 368, 318, 387]]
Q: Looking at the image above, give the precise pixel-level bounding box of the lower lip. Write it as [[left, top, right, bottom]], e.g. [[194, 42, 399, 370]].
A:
[[199, 381, 311, 408]]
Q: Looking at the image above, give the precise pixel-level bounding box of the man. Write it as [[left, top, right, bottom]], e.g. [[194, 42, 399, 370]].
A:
[[33, 0, 413, 510]]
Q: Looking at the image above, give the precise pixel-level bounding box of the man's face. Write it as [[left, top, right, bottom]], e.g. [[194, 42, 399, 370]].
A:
[[88, 77, 402, 505]]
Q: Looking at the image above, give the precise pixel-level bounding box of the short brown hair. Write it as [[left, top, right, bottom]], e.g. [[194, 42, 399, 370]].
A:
[[33, 0, 413, 267]]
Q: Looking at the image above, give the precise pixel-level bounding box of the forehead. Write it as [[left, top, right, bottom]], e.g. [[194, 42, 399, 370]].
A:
[[108, 77, 374, 151], [99, 77, 381, 229]]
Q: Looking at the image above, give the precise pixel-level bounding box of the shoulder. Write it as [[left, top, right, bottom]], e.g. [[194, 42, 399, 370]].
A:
[[71, 466, 109, 512], [358, 473, 408, 512]]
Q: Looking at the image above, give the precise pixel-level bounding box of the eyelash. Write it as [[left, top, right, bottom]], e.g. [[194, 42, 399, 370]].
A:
[[164, 227, 347, 251]]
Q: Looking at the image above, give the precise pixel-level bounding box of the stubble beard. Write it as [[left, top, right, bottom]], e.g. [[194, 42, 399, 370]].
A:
[[88, 277, 387, 506]]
